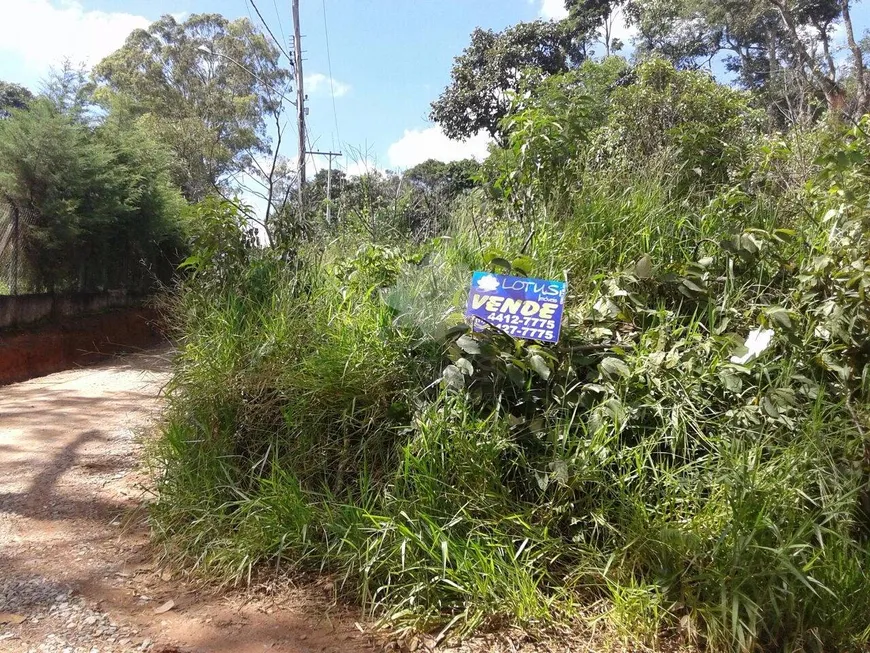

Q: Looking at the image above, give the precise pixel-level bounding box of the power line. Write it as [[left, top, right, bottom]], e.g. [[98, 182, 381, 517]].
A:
[[197, 46, 297, 107], [271, 0, 289, 53], [306, 133, 320, 178], [321, 0, 342, 147], [247, 0, 294, 65], [306, 149, 342, 223]]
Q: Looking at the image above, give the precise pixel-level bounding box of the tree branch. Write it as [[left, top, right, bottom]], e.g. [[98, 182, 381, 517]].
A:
[[841, 0, 867, 113], [770, 0, 845, 112]]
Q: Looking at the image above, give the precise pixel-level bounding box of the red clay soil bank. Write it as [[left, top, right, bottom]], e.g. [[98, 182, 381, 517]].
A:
[[0, 307, 166, 385]]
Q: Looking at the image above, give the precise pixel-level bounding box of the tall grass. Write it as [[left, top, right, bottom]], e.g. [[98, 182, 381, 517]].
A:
[[152, 154, 870, 651]]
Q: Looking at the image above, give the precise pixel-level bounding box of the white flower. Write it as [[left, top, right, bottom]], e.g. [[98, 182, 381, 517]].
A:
[[476, 274, 500, 292], [730, 328, 774, 365]]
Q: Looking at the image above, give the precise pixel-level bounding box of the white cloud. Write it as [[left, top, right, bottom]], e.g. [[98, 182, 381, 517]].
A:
[[538, 0, 568, 21], [387, 127, 491, 169], [306, 73, 351, 98], [342, 158, 378, 177], [0, 0, 149, 75]]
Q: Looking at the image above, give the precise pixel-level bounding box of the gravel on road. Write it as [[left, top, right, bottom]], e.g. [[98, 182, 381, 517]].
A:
[[0, 349, 376, 653]]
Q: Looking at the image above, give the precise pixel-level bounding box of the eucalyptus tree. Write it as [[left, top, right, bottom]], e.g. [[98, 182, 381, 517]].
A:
[[94, 13, 293, 203]]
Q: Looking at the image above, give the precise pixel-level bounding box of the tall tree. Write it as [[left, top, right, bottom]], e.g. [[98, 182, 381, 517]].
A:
[[625, 0, 722, 66], [565, 0, 626, 56], [93, 13, 292, 202], [42, 59, 96, 122], [430, 21, 588, 146], [768, 0, 845, 111], [626, 0, 866, 116], [0, 100, 185, 291], [841, 0, 867, 111], [405, 158, 480, 198]]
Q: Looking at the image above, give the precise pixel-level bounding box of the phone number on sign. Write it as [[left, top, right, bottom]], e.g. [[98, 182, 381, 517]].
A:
[[485, 312, 555, 330], [479, 313, 555, 341]]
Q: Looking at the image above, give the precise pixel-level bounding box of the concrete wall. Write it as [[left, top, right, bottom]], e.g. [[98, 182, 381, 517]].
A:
[[0, 290, 139, 330]]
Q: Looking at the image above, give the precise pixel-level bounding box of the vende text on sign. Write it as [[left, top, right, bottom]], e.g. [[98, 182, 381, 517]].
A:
[[465, 271, 567, 343]]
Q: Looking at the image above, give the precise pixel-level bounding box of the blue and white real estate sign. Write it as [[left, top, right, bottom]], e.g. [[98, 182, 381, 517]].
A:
[[465, 272, 567, 343]]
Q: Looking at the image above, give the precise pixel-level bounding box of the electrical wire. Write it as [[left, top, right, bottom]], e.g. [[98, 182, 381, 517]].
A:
[[307, 132, 320, 178], [247, 0, 294, 65], [321, 0, 342, 148], [271, 0, 289, 54]]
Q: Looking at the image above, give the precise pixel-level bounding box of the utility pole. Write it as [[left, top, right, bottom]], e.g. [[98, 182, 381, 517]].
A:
[[292, 0, 305, 191], [306, 150, 342, 223]]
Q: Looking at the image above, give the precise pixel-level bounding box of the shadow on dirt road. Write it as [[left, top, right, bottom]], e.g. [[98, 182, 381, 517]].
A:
[[0, 349, 377, 653]]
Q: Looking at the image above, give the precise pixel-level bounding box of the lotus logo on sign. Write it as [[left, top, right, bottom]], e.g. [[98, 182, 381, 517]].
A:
[[465, 271, 567, 343]]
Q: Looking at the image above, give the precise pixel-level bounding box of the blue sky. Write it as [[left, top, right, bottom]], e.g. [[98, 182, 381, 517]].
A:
[[2, 0, 869, 177], [0, 0, 559, 175]]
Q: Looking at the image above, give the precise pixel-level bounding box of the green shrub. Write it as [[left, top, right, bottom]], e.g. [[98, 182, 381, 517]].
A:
[[0, 99, 186, 292], [594, 58, 762, 193], [153, 107, 870, 652]]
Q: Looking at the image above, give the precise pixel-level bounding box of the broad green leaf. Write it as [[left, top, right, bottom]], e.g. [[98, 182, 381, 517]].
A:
[[456, 335, 481, 355], [528, 353, 551, 380], [455, 357, 474, 376], [490, 257, 512, 272], [762, 396, 780, 419], [549, 460, 569, 483], [664, 349, 681, 369], [511, 255, 534, 276], [739, 233, 760, 254], [593, 298, 621, 318], [718, 370, 742, 393], [766, 306, 792, 330], [505, 363, 525, 387], [681, 279, 706, 294], [442, 365, 465, 390], [602, 397, 626, 422], [178, 255, 201, 270], [438, 323, 470, 343], [773, 228, 796, 242], [634, 254, 654, 279], [599, 356, 630, 380]]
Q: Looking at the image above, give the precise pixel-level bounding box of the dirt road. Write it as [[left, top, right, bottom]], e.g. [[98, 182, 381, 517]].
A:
[[0, 350, 376, 653]]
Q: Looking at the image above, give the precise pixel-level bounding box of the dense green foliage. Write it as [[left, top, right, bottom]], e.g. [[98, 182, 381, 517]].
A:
[[0, 11, 292, 294], [93, 13, 292, 202], [430, 20, 588, 145], [0, 81, 33, 116], [155, 51, 870, 652], [0, 98, 186, 292], [7, 1, 862, 648], [289, 159, 482, 245], [432, 0, 870, 142], [625, 0, 862, 117]]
